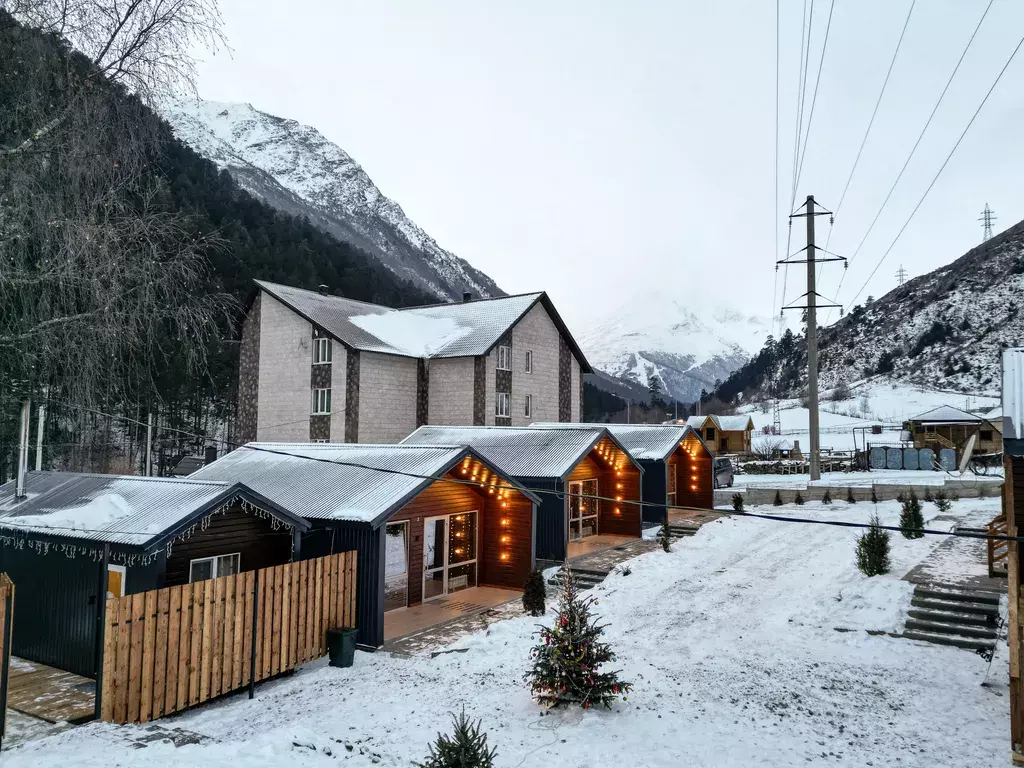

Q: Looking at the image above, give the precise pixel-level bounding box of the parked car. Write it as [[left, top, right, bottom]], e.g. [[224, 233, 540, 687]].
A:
[[713, 456, 734, 489]]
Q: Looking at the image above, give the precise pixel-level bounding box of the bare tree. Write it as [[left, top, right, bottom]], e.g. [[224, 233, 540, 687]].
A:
[[750, 437, 785, 461]]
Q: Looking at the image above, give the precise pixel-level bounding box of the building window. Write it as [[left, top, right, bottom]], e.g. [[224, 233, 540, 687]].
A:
[[705, 427, 716, 441], [107, 564, 126, 599], [980, 430, 993, 441], [313, 336, 332, 364], [189, 553, 240, 583], [525, 394, 533, 418], [312, 388, 332, 415], [525, 350, 533, 373], [496, 345, 511, 371], [496, 392, 510, 417]]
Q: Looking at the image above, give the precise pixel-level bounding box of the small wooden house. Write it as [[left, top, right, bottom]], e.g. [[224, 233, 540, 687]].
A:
[[0, 473, 308, 677], [193, 443, 540, 648], [685, 415, 754, 454], [903, 405, 1002, 461], [533, 423, 714, 524], [401, 426, 643, 565]]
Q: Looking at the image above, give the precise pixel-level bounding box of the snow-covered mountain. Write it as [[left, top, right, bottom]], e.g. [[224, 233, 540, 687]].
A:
[[579, 291, 772, 403], [161, 99, 503, 302]]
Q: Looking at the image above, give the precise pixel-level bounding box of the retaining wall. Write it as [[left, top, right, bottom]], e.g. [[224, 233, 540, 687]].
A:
[[716, 478, 1003, 507]]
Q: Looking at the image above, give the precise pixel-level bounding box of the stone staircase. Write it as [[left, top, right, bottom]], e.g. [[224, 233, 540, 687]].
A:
[[547, 566, 607, 591], [903, 583, 1002, 655]]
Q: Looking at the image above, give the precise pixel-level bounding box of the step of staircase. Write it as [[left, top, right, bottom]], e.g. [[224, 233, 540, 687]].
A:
[[909, 597, 999, 618], [547, 567, 608, 590], [667, 524, 699, 537], [914, 585, 1000, 606], [902, 629, 996, 653], [906, 608, 998, 627], [903, 618, 998, 640]]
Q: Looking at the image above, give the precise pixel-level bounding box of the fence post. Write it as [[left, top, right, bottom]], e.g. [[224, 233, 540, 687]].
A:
[[0, 584, 12, 751], [93, 543, 109, 720], [249, 569, 259, 700]]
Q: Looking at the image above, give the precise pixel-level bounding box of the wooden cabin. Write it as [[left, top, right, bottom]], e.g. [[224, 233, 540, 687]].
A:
[[532, 422, 714, 524], [193, 443, 539, 648], [400, 426, 644, 566], [0, 473, 307, 678], [686, 415, 754, 454], [903, 405, 1002, 462]]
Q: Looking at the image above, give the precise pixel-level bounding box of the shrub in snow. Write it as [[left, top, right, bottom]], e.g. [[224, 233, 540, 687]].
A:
[[924, 487, 933, 503], [822, 488, 832, 504], [934, 489, 952, 512], [732, 493, 744, 511], [523, 569, 546, 617], [527, 566, 632, 710], [773, 490, 783, 506], [856, 514, 891, 576], [846, 488, 857, 504], [794, 492, 805, 505], [871, 487, 878, 504], [658, 523, 672, 552], [416, 709, 496, 768], [899, 492, 924, 539]]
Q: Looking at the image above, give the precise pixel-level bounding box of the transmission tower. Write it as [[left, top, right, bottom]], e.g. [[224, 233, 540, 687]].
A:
[[896, 265, 907, 286], [979, 203, 996, 241]]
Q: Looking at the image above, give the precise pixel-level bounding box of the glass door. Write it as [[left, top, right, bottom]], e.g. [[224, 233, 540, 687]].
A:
[[422, 512, 478, 601], [384, 521, 409, 611], [568, 479, 599, 541]]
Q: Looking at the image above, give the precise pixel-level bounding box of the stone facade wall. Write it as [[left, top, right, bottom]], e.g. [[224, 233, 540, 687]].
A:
[[256, 293, 312, 442], [558, 337, 572, 421], [510, 303, 563, 426], [428, 357, 476, 426], [358, 352, 419, 443], [484, 346, 497, 427], [235, 293, 261, 444], [571, 355, 582, 422]]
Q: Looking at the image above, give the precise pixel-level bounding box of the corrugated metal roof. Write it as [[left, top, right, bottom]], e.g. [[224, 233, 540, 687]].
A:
[[192, 443, 473, 523], [256, 279, 543, 358], [0, 473, 246, 547], [908, 405, 984, 424], [684, 415, 753, 432], [401, 426, 611, 477], [529, 422, 707, 461], [1003, 349, 1024, 450]]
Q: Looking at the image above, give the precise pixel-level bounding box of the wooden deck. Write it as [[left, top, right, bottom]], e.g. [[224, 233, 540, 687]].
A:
[[7, 657, 96, 724]]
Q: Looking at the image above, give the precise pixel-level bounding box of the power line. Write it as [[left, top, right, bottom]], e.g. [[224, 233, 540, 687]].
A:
[[793, 0, 836, 193], [823, 0, 993, 320], [847, 29, 1024, 307]]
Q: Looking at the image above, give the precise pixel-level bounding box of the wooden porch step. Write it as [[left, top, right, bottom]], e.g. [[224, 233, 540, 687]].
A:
[[914, 585, 1001, 606], [903, 617, 998, 640], [910, 597, 999, 618], [902, 629, 995, 653], [906, 608, 998, 628]]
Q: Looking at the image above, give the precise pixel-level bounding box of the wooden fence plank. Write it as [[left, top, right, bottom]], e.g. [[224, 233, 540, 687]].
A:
[[280, 564, 291, 672], [242, 571, 254, 687], [305, 558, 315, 660], [200, 579, 214, 703], [115, 595, 131, 724], [177, 583, 193, 712], [231, 574, 244, 689], [127, 592, 145, 724], [140, 589, 157, 723], [189, 582, 202, 705], [295, 560, 306, 665], [271, 565, 282, 676], [348, 551, 357, 629], [152, 589, 170, 718], [314, 556, 324, 657], [165, 586, 181, 717], [289, 564, 299, 669], [211, 576, 224, 699], [262, 565, 273, 681], [100, 598, 117, 722]]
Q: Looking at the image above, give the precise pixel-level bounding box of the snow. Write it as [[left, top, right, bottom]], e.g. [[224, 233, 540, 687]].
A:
[[349, 312, 470, 357], [733, 469, 1002, 489], [7, 493, 133, 534], [6, 499, 1008, 767]]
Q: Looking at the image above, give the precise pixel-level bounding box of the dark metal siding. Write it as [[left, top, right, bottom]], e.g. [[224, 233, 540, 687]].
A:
[[531, 479, 565, 561], [640, 460, 667, 524]]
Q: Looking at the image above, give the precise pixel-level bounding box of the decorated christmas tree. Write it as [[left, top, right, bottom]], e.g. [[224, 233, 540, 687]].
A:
[[526, 566, 632, 710]]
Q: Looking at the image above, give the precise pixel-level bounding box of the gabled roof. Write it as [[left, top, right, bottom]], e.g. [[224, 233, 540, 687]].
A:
[[191, 443, 540, 526], [0, 472, 308, 550], [529, 422, 710, 462], [686, 414, 754, 432], [907, 405, 985, 424], [254, 280, 592, 370], [400, 425, 641, 479]]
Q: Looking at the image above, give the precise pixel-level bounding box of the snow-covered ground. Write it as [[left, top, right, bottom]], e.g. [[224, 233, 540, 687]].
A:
[[5, 499, 1007, 767], [741, 380, 1000, 453], [734, 468, 1003, 489]]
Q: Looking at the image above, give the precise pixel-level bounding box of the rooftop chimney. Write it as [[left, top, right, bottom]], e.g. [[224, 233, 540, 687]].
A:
[[204, 445, 218, 466], [462, 292, 472, 303], [318, 284, 329, 296]]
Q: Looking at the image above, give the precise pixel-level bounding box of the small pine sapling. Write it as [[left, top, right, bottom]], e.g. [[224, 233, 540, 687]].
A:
[[774, 490, 784, 506], [856, 514, 891, 576], [846, 487, 857, 504], [934, 488, 952, 512], [794, 491, 805, 505], [527, 566, 632, 709], [522, 569, 547, 617], [732, 493, 744, 511], [417, 709, 497, 768], [924, 487, 934, 503], [897, 491, 925, 539], [822, 488, 832, 504], [658, 522, 672, 553]]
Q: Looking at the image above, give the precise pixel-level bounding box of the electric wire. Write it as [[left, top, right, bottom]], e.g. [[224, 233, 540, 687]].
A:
[[793, 0, 836, 194]]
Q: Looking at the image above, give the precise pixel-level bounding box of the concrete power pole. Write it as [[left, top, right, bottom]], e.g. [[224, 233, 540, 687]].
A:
[[778, 195, 846, 482]]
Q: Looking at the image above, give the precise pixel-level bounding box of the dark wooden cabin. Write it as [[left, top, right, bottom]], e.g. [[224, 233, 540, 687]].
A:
[[0, 472, 308, 678]]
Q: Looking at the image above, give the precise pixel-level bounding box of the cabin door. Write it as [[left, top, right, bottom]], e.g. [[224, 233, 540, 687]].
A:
[[422, 511, 478, 601], [568, 479, 599, 541]]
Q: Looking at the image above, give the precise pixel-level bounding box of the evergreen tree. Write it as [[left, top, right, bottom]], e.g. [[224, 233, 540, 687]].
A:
[[774, 490, 784, 506], [523, 569, 547, 617], [822, 488, 832, 504], [933, 489, 952, 512], [732, 493, 744, 511], [899, 492, 925, 539], [846, 487, 857, 504], [658, 522, 672, 553], [924, 487, 934, 503], [856, 514, 891, 576], [527, 567, 632, 710], [647, 373, 665, 410], [417, 710, 497, 768], [794, 492, 805, 505]]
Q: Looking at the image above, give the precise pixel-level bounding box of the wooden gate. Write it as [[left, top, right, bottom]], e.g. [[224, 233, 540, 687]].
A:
[[0, 575, 13, 747], [100, 552, 355, 725]]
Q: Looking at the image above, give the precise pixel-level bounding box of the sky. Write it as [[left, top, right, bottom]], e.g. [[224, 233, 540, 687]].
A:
[[191, 0, 1024, 333]]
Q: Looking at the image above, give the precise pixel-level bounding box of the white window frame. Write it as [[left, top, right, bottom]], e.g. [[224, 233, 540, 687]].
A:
[[525, 394, 532, 418], [189, 553, 240, 583], [313, 336, 332, 364], [525, 350, 533, 373], [312, 388, 332, 415], [496, 345, 512, 371], [107, 564, 126, 598], [496, 391, 510, 417]]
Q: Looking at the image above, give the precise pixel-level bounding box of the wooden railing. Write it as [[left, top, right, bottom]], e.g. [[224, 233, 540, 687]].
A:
[[988, 514, 1009, 578], [0, 574, 13, 747], [100, 551, 356, 725]]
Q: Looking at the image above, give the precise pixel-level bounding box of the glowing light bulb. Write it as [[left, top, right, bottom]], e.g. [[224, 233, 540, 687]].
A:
[[501, 518, 509, 526], [501, 535, 510, 544], [500, 552, 510, 561]]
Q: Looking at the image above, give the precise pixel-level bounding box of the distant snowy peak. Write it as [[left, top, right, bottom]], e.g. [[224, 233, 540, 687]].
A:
[[580, 292, 772, 402], [161, 99, 503, 302]]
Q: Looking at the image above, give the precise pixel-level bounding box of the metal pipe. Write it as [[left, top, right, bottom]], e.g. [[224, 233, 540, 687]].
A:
[[15, 400, 30, 499], [145, 413, 153, 477], [35, 400, 46, 471]]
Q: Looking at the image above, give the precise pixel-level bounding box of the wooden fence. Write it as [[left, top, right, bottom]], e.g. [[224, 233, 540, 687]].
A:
[[989, 513, 1009, 578], [0, 574, 13, 746], [100, 551, 356, 725]]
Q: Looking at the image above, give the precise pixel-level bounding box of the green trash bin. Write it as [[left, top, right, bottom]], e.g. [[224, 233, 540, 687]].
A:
[[326, 627, 358, 668]]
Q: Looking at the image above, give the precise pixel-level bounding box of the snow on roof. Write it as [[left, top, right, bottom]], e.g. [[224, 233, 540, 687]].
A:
[[192, 443, 538, 524], [529, 422, 708, 461], [685, 415, 752, 432], [349, 311, 471, 357], [685, 415, 708, 429], [907, 405, 985, 424], [1003, 349, 1024, 451], [401, 426, 626, 478], [0, 473, 302, 548]]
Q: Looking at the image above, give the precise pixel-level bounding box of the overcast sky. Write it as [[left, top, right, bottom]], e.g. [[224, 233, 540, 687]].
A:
[[193, 0, 1024, 333]]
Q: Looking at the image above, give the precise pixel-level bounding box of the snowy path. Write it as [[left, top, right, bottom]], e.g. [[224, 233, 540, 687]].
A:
[[4, 500, 1008, 767]]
